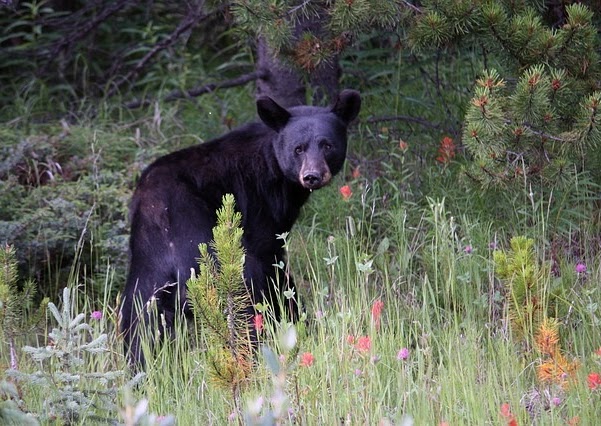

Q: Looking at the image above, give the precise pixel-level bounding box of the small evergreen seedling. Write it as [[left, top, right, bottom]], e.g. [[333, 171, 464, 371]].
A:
[[7, 287, 126, 424], [0, 244, 46, 370], [187, 194, 253, 414], [493, 236, 570, 349]]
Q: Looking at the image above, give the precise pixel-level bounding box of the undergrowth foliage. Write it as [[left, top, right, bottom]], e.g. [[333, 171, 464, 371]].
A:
[[244, 325, 299, 425], [0, 245, 45, 371], [7, 287, 131, 424], [0, 246, 39, 426]]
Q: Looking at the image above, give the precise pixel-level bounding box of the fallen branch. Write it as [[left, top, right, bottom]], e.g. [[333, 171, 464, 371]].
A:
[[125, 70, 268, 109]]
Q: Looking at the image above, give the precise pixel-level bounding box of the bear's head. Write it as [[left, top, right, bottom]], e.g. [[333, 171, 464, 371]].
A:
[[257, 90, 361, 190]]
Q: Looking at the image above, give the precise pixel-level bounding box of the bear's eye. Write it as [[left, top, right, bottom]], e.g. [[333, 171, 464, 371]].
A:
[[294, 146, 304, 155], [323, 143, 332, 151]]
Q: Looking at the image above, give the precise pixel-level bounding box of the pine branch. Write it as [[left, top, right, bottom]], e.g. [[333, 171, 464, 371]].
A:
[[399, 0, 422, 14], [485, 15, 528, 68], [521, 123, 569, 142]]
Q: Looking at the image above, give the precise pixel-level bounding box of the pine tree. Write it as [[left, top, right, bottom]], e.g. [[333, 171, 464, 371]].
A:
[[410, 1, 601, 192]]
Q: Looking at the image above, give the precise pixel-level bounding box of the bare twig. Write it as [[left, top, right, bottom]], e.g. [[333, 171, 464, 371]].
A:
[[522, 123, 571, 142], [125, 70, 268, 109], [399, 0, 422, 14], [45, 0, 138, 62], [366, 114, 441, 130]]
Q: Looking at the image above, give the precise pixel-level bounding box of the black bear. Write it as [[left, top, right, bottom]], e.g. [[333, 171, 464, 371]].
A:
[[120, 90, 361, 366]]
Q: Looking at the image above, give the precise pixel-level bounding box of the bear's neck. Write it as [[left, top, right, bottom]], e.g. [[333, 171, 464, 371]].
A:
[[256, 141, 311, 232]]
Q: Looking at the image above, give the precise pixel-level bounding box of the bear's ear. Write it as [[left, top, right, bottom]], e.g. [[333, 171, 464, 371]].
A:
[[331, 89, 361, 124], [257, 96, 291, 132]]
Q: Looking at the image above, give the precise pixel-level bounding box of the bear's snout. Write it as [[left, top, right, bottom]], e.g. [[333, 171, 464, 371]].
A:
[[300, 167, 332, 190], [302, 171, 322, 188]]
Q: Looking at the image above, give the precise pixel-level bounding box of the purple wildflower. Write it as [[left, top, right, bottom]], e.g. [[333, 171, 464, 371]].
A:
[[397, 347, 410, 360], [576, 263, 587, 274]]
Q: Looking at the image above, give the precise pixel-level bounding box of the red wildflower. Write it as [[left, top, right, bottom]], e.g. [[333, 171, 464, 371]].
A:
[[399, 140, 408, 151], [346, 335, 355, 345], [339, 185, 352, 201], [436, 136, 456, 165], [351, 166, 361, 179], [588, 372, 601, 390], [371, 299, 384, 330], [299, 352, 315, 367], [595, 347, 601, 357], [253, 314, 263, 332], [356, 336, 371, 353], [500, 403, 518, 426]]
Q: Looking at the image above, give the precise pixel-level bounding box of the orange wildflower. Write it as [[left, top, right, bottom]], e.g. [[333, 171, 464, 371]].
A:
[[588, 372, 601, 390], [356, 336, 371, 353], [339, 185, 352, 201], [436, 136, 456, 165], [371, 299, 384, 330], [351, 166, 361, 179], [299, 352, 315, 367], [253, 314, 263, 332], [534, 319, 579, 388], [399, 139, 408, 151], [537, 352, 578, 388], [500, 403, 518, 426], [535, 318, 560, 356]]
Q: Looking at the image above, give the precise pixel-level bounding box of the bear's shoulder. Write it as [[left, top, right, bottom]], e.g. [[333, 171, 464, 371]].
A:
[[133, 122, 278, 194]]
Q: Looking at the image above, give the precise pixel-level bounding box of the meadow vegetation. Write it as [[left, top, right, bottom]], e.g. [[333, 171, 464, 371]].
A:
[[1, 3, 601, 425]]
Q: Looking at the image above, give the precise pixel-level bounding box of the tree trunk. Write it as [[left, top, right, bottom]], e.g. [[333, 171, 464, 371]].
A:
[[255, 2, 340, 107], [255, 37, 307, 108]]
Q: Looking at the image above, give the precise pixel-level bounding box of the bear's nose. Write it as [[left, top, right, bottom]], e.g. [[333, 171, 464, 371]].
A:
[[302, 172, 322, 188]]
